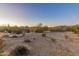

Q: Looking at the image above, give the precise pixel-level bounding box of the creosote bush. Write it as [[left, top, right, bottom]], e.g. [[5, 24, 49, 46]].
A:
[[9, 45, 30, 56]]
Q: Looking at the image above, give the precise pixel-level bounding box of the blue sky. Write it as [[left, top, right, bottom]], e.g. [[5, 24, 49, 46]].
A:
[[0, 3, 79, 26]]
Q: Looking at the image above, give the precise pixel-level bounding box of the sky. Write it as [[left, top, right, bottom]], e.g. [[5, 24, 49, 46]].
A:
[[0, 3, 79, 26]]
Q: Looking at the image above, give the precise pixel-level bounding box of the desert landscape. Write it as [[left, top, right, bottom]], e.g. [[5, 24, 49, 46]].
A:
[[0, 3, 79, 56], [0, 25, 79, 56]]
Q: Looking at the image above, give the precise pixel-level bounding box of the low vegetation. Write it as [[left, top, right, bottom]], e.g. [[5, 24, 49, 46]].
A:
[[51, 38, 57, 43], [64, 35, 69, 39], [72, 25, 79, 34], [0, 24, 79, 35], [2, 34, 9, 38], [42, 33, 46, 37], [9, 45, 30, 56], [24, 39, 32, 43], [0, 39, 5, 54]]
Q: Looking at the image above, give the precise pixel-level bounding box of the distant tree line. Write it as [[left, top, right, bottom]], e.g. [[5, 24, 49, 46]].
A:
[[0, 24, 79, 34]]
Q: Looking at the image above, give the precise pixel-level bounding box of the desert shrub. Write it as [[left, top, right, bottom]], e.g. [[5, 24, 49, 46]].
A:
[[50, 29, 54, 32], [7, 29, 22, 34], [9, 45, 30, 56], [32, 38, 36, 40], [26, 29, 30, 33], [21, 33, 25, 37], [49, 26, 72, 32], [64, 35, 69, 39], [2, 34, 9, 38], [35, 28, 44, 33], [43, 26, 49, 31], [35, 23, 44, 33], [72, 25, 79, 34], [15, 31, 22, 34], [24, 39, 31, 43], [7, 30, 12, 33], [9, 35, 18, 38], [12, 35, 18, 38], [51, 38, 56, 43], [42, 33, 46, 37], [0, 39, 5, 53]]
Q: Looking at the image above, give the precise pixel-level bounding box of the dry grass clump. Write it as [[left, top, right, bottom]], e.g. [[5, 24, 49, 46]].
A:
[[9, 45, 30, 56]]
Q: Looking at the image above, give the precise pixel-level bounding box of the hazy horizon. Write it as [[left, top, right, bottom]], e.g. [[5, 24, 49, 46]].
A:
[[0, 3, 79, 26]]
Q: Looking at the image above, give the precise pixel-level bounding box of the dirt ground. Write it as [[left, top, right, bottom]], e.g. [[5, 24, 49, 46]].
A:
[[1, 32, 79, 56]]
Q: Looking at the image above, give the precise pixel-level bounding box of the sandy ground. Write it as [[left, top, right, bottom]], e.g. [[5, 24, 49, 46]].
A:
[[1, 32, 79, 56]]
